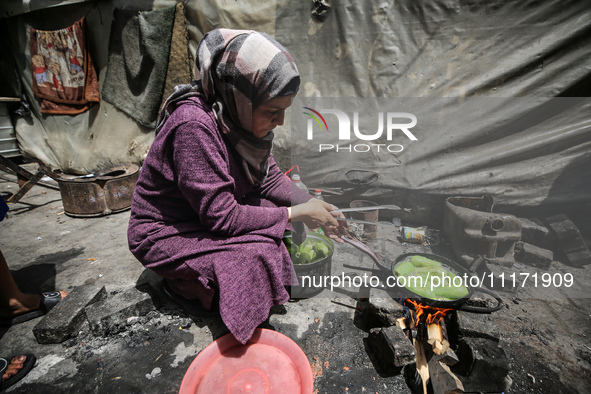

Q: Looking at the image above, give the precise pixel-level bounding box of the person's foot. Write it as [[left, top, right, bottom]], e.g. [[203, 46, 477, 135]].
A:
[[0, 354, 36, 390], [0, 291, 68, 319], [2, 355, 27, 381], [0, 291, 68, 327], [0, 293, 41, 319]]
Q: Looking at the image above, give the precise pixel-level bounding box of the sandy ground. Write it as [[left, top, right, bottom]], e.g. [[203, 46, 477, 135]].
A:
[[0, 164, 590, 393]]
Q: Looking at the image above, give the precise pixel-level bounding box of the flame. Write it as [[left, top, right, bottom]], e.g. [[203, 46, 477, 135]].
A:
[[405, 299, 453, 325]]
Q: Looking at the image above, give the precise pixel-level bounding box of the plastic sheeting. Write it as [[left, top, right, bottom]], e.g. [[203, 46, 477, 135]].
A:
[[1, 0, 590, 227], [3, 1, 157, 173], [0, 0, 280, 173], [291, 96, 591, 229], [275, 0, 591, 228]]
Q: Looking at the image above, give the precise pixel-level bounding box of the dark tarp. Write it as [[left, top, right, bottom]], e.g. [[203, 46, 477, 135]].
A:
[[1, 0, 590, 229], [273, 0, 591, 230]]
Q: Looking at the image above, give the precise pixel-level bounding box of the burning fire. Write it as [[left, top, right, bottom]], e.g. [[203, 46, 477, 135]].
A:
[[405, 299, 453, 326]]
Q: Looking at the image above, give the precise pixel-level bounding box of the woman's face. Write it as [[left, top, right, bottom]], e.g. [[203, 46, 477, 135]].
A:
[[251, 94, 296, 138]]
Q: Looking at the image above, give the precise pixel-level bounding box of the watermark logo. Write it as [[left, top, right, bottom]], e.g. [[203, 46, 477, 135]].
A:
[[302, 107, 329, 132], [302, 107, 418, 153]]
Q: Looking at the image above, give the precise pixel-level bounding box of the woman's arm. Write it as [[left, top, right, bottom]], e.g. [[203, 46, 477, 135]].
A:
[[287, 199, 349, 242], [172, 119, 288, 239], [256, 155, 312, 206]]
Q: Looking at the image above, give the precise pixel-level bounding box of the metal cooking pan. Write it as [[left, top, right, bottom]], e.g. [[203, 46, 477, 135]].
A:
[[392, 252, 476, 309], [341, 236, 503, 312]]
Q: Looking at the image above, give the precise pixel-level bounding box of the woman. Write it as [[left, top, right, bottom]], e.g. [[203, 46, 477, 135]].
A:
[[127, 29, 347, 344]]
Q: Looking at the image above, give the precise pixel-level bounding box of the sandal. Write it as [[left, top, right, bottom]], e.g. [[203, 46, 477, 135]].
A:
[[0, 292, 64, 327], [0, 354, 36, 391]]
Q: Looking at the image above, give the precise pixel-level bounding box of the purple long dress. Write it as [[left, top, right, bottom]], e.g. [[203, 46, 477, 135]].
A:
[[127, 96, 311, 344]]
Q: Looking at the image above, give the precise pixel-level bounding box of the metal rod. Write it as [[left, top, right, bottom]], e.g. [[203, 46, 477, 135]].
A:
[[332, 204, 401, 213], [335, 217, 392, 226]]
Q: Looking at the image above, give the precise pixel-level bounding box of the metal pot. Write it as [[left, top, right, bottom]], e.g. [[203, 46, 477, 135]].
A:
[[284, 231, 334, 298], [57, 163, 139, 217]]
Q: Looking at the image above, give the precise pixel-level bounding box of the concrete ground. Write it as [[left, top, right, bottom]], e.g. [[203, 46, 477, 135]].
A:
[[1, 163, 590, 393]]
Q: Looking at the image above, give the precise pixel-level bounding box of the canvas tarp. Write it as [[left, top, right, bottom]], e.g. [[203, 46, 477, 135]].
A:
[[1, 0, 590, 226]]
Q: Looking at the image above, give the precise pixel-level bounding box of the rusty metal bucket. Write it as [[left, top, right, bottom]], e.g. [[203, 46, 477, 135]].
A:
[[349, 200, 379, 241], [443, 196, 521, 268], [57, 163, 139, 218]]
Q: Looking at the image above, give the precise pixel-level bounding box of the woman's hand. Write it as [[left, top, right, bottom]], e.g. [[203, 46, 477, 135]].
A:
[[289, 199, 350, 243]]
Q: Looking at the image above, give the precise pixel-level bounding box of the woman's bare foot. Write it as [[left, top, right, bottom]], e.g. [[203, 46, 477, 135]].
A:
[[0, 291, 68, 319]]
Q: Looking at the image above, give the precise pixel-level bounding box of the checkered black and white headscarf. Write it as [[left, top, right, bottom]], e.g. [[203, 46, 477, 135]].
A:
[[157, 29, 300, 186]]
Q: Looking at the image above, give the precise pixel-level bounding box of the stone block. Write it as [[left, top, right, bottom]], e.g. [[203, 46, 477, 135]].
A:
[[365, 287, 405, 328], [33, 284, 107, 344], [462, 294, 499, 311], [454, 310, 500, 342], [519, 218, 555, 249], [514, 241, 554, 270], [545, 214, 591, 267], [86, 285, 159, 336], [367, 326, 416, 374], [452, 337, 510, 393], [478, 263, 521, 293], [564, 250, 591, 268]]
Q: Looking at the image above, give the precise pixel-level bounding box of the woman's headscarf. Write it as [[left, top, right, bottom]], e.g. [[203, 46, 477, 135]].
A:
[[156, 29, 300, 186]]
